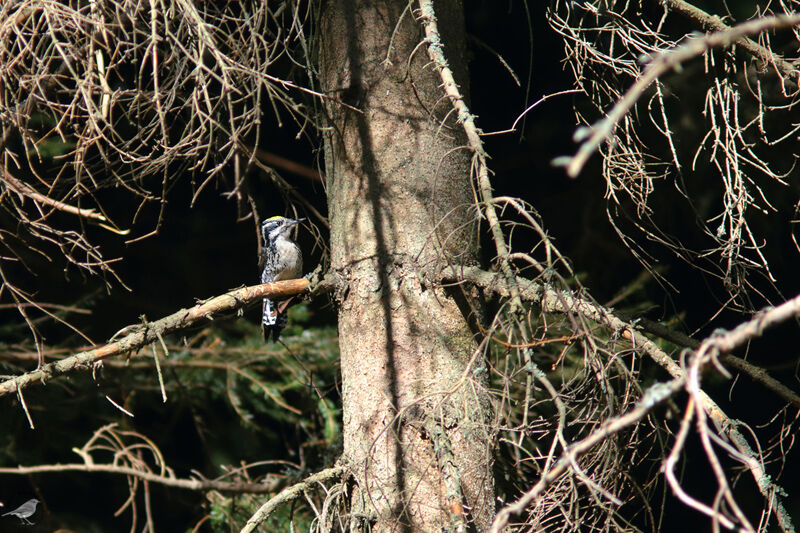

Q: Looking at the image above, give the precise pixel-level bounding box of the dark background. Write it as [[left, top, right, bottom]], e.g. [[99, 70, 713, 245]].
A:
[[1, 1, 799, 531]]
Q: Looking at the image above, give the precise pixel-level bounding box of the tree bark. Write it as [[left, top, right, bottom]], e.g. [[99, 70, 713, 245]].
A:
[[319, 0, 494, 530]]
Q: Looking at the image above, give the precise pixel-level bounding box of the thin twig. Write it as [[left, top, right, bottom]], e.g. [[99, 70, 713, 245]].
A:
[[0, 463, 283, 494], [557, 14, 800, 178], [442, 266, 798, 533], [661, 0, 800, 81], [240, 466, 344, 533], [487, 379, 685, 533]]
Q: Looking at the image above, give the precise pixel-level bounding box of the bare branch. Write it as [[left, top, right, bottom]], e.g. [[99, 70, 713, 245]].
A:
[[548, 2, 800, 307], [443, 265, 798, 532], [2, 169, 109, 225], [0, 278, 320, 397], [487, 378, 685, 533], [619, 315, 800, 409], [0, 463, 283, 494], [240, 466, 344, 533], [661, 0, 800, 80], [558, 14, 800, 178]]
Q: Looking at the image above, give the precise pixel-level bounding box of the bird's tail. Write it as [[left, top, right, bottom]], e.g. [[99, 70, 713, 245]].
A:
[[262, 298, 277, 327], [262, 298, 287, 342]]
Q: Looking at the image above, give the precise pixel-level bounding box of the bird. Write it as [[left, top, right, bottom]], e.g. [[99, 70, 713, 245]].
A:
[[260, 216, 303, 341], [2, 498, 39, 525]]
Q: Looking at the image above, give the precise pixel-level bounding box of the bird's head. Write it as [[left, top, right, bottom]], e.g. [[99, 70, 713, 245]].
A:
[[261, 216, 302, 243]]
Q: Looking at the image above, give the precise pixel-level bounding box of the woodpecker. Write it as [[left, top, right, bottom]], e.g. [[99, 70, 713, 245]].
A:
[[260, 216, 303, 341]]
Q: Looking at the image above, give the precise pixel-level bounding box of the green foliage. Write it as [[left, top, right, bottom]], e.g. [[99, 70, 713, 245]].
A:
[[0, 303, 341, 531], [208, 493, 314, 533]]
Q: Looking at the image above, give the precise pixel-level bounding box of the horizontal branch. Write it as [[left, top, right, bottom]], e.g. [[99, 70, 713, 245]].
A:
[[447, 266, 800, 405], [0, 278, 323, 398], [0, 463, 283, 494], [253, 147, 325, 182]]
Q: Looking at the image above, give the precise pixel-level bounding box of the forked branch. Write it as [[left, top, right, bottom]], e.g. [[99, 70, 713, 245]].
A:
[[557, 13, 800, 178], [443, 266, 798, 533], [662, 0, 800, 80], [240, 466, 344, 533]]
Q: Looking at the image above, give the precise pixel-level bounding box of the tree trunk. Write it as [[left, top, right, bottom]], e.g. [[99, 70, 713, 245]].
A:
[[319, 0, 494, 530]]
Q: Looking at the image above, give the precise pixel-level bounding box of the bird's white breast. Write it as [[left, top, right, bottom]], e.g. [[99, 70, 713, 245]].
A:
[[273, 237, 302, 281]]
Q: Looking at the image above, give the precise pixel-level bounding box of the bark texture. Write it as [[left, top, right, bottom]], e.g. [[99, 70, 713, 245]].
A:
[[319, 0, 494, 530]]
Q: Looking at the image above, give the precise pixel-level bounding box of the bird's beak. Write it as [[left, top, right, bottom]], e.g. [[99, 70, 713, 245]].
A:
[[292, 218, 305, 226]]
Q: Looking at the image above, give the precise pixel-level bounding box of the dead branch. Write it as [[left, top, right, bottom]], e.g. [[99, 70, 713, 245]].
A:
[[662, 297, 800, 532], [661, 0, 800, 81], [670, 296, 800, 533], [442, 265, 798, 532], [240, 466, 344, 533], [547, 2, 800, 308], [558, 13, 800, 178], [622, 315, 800, 408], [488, 378, 686, 533], [0, 463, 283, 494], [1, 168, 109, 224], [0, 419, 293, 532], [0, 278, 317, 398]]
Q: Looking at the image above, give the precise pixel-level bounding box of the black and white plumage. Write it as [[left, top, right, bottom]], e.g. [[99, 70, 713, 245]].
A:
[[260, 216, 303, 341]]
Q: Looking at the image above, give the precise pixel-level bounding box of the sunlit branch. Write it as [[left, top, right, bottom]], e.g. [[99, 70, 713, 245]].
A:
[[487, 378, 686, 533], [0, 463, 283, 494], [443, 265, 798, 532], [241, 466, 344, 533], [0, 278, 315, 398], [556, 14, 800, 178], [661, 0, 800, 81]]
